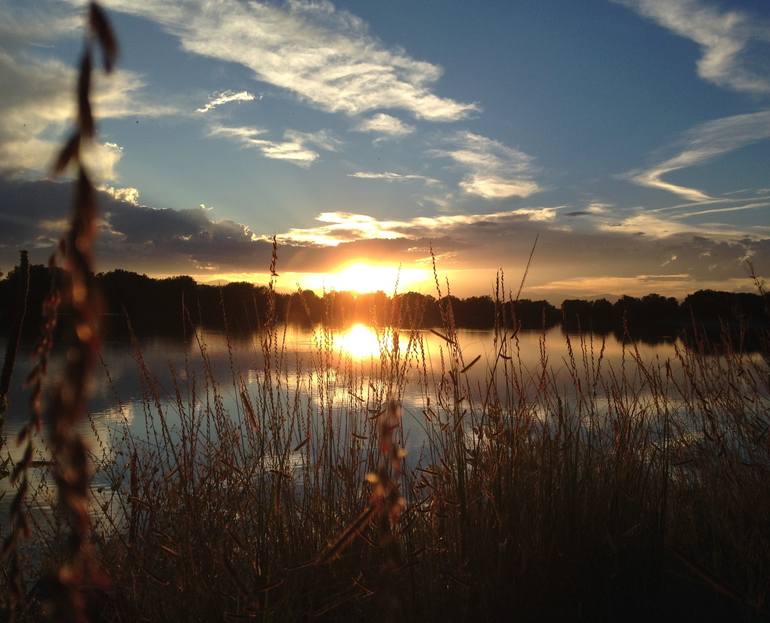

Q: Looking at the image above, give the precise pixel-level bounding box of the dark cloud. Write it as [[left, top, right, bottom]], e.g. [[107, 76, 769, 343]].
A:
[[0, 176, 767, 298]]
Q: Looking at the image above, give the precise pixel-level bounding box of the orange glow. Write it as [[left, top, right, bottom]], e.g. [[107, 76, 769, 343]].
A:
[[333, 323, 410, 360], [182, 261, 450, 295], [335, 323, 382, 359], [299, 262, 430, 294]]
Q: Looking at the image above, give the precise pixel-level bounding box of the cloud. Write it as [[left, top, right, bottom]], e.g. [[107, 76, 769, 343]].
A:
[[208, 124, 340, 166], [0, 46, 178, 180], [625, 109, 770, 201], [349, 171, 439, 185], [527, 274, 756, 299], [196, 90, 258, 113], [566, 202, 612, 217], [285, 129, 342, 152], [614, 0, 770, 94], [433, 131, 542, 199], [77, 0, 477, 122], [80, 141, 126, 181], [0, 176, 279, 273], [269, 207, 560, 246], [354, 113, 415, 137], [100, 185, 140, 205], [1, 177, 768, 299], [671, 200, 770, 220], [586, 202, 611, 214], [0, 3, 80, 44], [458, 176, 540, 200], [598, 211, 758, 239]]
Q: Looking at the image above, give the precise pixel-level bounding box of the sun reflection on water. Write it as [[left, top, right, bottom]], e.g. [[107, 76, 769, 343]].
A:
[[332, 323, 412, 360]]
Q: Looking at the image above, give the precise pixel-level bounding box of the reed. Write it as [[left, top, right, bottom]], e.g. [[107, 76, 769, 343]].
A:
[[3, 265, 768, 621]]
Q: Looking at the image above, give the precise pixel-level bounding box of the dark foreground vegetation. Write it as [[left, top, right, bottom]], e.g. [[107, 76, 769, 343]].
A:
[[2, 288, 770, 622], [1, 264, 768, 343]]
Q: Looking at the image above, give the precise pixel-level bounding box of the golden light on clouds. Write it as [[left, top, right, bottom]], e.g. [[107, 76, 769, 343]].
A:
[[298, 262, 431, 294]]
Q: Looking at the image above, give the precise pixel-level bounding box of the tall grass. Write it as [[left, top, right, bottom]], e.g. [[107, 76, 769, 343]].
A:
[[3, 275, 769, 622]]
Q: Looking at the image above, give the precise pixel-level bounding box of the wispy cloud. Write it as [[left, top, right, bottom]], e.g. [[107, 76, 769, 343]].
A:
[[614, 0, 770, 94], [598, 211, 759, 239], [89, 0, 477, 122], [459, 176, 541, 200], [354, 113, 415, 137], [433, 131, 541, 199], [286, 129, 342, 152], [527, 274, 756, 299], [565, 202, 613, 217], [349, 171, 439, 185], [208, 124, 339, 166], [0, 3, 80, 44], [625, 109, 770, 201], [671, 200, 770, 220], [653, 195, 766, 214], [586, 202, 611, 214], [196, 90, 258, 113]]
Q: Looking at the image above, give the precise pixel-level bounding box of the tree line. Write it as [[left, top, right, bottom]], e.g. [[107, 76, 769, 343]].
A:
[[0, 265, 767, 340]]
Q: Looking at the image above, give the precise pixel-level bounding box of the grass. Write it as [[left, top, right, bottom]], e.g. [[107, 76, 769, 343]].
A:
[[3, 289, 770, 622]]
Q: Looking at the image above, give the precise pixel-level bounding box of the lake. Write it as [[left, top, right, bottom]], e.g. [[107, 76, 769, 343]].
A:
[[0, 322, 757, 519]]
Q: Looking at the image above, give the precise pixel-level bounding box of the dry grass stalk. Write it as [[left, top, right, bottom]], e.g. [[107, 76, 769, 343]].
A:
[[18, 3, 120, 621]]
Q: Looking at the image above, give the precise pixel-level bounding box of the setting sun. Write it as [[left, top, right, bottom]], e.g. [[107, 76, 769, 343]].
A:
[[299, 262, 430, 294]]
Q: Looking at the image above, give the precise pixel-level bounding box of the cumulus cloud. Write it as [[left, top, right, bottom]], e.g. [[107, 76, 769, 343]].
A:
[[208, 124, 340, 166], [196, 90, 258, 113], [433, 131, 542, 199], [79, 142, 127, 181], [70, 0, 477, 122], [101, 185, 141, 205], [354, 113, 415, 137], [625, 109, 770, 201], [614, 0, 770, 94]]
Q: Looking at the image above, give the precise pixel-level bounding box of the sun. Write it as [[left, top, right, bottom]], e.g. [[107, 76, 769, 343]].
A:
[[302, 262, 430, 294], [336, 263, 394, 294]]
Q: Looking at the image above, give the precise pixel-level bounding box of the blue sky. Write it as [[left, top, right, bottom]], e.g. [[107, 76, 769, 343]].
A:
[[1, 0, 769, 299]]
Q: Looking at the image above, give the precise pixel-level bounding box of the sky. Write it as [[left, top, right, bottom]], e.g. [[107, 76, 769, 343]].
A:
[[0, 0, 769, 301]]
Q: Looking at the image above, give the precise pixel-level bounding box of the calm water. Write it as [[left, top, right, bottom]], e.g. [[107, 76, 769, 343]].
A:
[[0, 324, 710, 516]]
